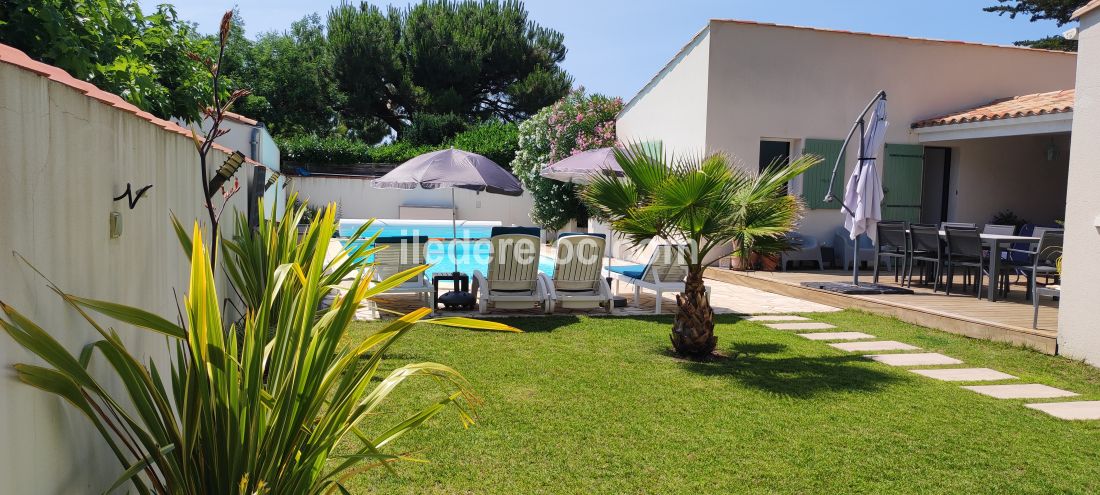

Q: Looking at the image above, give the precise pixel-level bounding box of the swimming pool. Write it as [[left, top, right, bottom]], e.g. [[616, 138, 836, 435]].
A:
[[339, 219, 553, 278], [343, 238, 555, 279], [338, 219, 502, 239]]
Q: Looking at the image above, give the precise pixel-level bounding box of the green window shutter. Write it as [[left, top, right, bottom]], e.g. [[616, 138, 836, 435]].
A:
[[801, 139, 845, 209], [882, 143, 925, 224]]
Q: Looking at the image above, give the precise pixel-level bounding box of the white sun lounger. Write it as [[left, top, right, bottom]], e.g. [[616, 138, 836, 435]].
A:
[[472, 227, 551, 314], [540, 233, 612, 313], [371, 236, 433, 307], [605, 244, 707, 314]]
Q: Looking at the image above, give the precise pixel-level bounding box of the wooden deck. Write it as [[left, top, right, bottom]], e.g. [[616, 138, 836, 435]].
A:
[[704, 267, 1060, 354]]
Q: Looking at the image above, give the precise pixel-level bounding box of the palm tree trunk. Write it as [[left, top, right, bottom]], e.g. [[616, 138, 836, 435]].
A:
[[671, 268, 716, 357]]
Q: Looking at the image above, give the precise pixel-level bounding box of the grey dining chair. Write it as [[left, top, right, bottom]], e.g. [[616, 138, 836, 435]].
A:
[[1007, 230, 1063, 301], [873, 221, 909, 284], [941, 222, 977, 230], [982, 224, 1016, 236], [944, 227, 990, 299], [908, 224, 944, 291]]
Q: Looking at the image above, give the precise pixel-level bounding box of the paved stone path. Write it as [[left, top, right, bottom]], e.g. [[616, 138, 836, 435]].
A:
[[962, 384, 1079, 399], [866, 352, 964, 366], [747, 315, 811, 322], [798, 332, 876, 341], [910, 368, 1017, 382], [1026, 401, 1100, 420], [744, 311, 1096, 421], [829, 341, 921, 352], [764, 322, 836, 331]]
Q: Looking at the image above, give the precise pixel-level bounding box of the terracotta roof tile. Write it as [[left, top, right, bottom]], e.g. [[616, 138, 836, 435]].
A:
[[911, 90, 1074, 128], [0, 42, 264, 168]]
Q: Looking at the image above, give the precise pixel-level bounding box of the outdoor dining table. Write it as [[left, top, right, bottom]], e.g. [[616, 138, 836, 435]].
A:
[[937, 231, 1040, 302], [904, 229, 1041, 302]]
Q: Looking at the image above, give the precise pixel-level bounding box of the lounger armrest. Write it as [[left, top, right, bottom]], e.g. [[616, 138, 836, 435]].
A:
[[535, 274, 551, 301], [538, 272, 557, 301], [472, 270, 488, 298], [597, 276, 612, 299]]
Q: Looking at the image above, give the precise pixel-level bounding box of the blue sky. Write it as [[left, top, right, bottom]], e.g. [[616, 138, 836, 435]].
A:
[[145, 0, 1072, 100]]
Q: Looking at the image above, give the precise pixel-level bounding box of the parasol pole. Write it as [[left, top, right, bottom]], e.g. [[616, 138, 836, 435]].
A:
[[824, 90, 887, 286], [451, 187, 459, 275]]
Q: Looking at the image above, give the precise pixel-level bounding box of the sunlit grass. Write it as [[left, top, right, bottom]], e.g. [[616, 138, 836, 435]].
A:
[[343, 310, 1100, 494]]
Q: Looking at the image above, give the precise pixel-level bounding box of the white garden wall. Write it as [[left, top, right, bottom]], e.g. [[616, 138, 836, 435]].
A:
[[0, 50, 248, 493], [290, 175, 539, 230]]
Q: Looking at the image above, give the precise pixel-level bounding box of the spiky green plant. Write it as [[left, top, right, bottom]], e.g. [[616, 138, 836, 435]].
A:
[[581, 141, 817, 357], [213, 192, 371, 318], [1, 203, 517, 494]]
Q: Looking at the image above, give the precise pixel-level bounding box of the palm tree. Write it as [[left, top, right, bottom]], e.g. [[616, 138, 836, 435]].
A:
[[582, 142, 819, 357]]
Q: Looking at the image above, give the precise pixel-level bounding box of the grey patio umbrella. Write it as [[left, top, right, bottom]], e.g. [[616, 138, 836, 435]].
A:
[[372, 148, 523, 274], [539, 147, 625, 300], [539, 147, 623, 184], [813, 90, 908, 295]]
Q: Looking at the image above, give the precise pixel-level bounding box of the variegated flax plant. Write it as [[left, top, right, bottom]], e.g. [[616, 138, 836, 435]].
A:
[[2, 201, 518, 494]]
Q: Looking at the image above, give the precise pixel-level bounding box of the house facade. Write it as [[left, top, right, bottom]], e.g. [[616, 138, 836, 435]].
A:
[[1059, 0, 1100, 365], [617, 20, 1078, 257]]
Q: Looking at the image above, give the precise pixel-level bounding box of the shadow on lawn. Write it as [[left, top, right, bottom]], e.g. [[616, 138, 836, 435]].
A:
[[679, 341, 902, 398]]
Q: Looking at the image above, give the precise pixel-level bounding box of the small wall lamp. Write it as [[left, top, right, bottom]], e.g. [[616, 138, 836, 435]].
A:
[[208, 151, 246, 193]]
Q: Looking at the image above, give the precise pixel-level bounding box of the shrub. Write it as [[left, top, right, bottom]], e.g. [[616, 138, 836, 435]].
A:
[[369, 140, 438, 164], [512, 88, 622, 230], [450, 121, 519, 169], [279, 134, 373, 164]]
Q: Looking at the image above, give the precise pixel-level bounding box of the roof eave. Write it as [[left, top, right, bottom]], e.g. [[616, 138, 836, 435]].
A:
[[1073, 0, 1100, 20], [911, 112, 1073, 142], [618, 25, 711, 119]]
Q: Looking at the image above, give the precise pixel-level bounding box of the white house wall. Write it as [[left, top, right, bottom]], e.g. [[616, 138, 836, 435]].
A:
[[1059, 10, 1100, 365], [617, 28, 711, 155], [633, 20, 1078, 247]]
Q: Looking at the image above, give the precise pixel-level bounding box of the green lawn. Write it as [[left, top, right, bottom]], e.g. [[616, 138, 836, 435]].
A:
[[342, 310, 1100, 494]]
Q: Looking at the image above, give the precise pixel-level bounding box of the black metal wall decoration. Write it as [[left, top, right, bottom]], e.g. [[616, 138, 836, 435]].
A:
[[113, 183, 154, 210]]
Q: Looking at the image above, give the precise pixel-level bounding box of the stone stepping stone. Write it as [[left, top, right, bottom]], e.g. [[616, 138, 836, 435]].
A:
[[764, 322, 836, 331], [910, 368, 1017, 382], [962, 384, 1079, 399], [747, 315, 810, 322], [1026, 401, 1100, 420], [829, 341, 920, 352], [798, 332, 876, 341], [866, 353, 963, 367]]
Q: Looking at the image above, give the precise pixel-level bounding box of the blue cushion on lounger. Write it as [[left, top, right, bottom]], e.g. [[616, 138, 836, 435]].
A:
[[374, 236, 429, 244], [607, 264, 646, 280], [490, 226, 540, 237], [557, 232, 606, 239]]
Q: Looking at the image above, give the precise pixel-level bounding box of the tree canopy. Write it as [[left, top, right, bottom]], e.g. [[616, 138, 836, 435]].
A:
[[985, 0, 1090, 51], [327, 0, 572, 140], [0, 0, 211, 120], [219, 13, 345, 138]]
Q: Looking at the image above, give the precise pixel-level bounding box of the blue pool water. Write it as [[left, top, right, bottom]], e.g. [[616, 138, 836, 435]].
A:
[[338, 219, 500, 239], [339, 219, 555, 278], [343, 239, 555, 279]]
